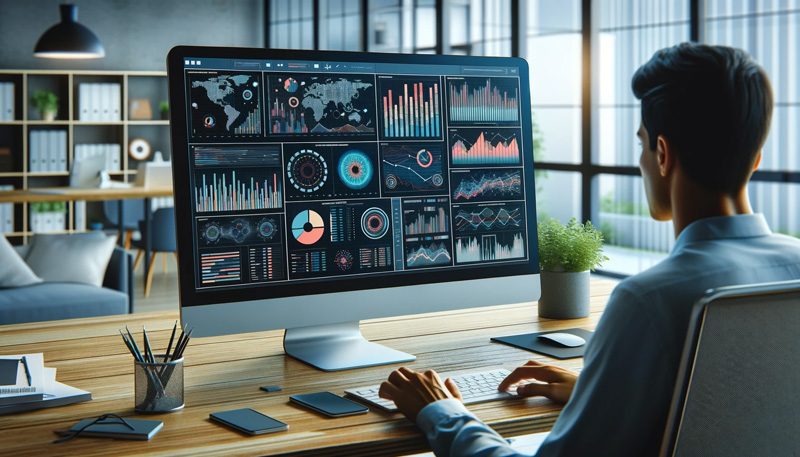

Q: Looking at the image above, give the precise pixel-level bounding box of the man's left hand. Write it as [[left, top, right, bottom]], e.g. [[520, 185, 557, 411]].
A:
[[379, 367, 463, 423]]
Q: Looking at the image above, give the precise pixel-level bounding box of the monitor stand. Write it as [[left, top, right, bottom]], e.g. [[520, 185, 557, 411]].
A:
[[283, 321, 416, 371]]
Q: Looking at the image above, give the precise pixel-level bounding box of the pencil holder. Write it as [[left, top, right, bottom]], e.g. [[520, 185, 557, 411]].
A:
[[134, 354, 184, 413]]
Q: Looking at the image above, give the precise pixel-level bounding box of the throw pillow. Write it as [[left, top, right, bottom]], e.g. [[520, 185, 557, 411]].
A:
[[25, 233, 117, 287], [0, 235, 43, 288]]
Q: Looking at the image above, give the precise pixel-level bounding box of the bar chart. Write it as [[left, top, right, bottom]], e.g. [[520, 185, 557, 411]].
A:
[[195, 170, 283, 213], [379, 77, 442, 139], [448, 77, 520, 124]]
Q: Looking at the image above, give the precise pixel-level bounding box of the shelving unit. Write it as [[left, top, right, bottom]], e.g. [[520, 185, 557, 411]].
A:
[[0, 70, 169, 243]]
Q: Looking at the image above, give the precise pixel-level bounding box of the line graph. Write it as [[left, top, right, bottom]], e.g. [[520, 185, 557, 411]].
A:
[[451, 169, 523, 202], [405, 241, 452, 268], [453, 204, 523, 232], [450, 129, 520, 165], [381, 143, 446, 194]]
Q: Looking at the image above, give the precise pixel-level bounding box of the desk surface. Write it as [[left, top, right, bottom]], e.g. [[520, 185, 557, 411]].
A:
[[0, 278, 617, 457], [0, 186, 173, 203]]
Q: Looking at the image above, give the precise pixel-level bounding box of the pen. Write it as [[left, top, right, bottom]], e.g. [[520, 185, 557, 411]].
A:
[[20, 356, 32, 386], [143, 326, 153, 364]]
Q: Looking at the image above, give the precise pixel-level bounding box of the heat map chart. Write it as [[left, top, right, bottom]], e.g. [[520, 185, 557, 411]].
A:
[[378, 76, 442, 139], [189, 71, 263, 140], [449, 128, 521, 166], [447, 77, 520, 125], [455, 232, 526, 264], [453, 203, 524, 233], [381, 143, 447, 195], [194, 169, 282, 213], [267, 73, 376, 137], [451, 168, 523, 203], [405, 239, 453, 268]]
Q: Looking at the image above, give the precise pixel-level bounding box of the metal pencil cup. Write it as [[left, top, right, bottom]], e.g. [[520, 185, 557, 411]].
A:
[[134, 354, 184, 413]]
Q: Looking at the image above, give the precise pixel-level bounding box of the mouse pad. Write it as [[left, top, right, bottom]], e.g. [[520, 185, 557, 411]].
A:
[[491, 328, 594, 360]]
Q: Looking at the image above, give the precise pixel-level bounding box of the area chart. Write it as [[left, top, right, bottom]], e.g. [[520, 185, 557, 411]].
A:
[[450, 130, 520, 165]]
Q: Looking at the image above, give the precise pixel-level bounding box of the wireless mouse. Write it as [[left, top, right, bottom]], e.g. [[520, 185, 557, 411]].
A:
[[537, 332, 586, 348]]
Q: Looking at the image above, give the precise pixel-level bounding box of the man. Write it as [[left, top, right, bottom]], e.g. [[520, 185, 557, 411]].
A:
[[379, 43, 800, 456]]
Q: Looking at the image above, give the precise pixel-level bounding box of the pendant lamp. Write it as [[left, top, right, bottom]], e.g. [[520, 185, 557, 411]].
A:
[[33, 4, 105, 59]]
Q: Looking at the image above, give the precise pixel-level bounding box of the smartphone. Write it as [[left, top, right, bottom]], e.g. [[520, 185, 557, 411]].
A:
[[289, 392, 369, 417], [209, 408, 289, 435]]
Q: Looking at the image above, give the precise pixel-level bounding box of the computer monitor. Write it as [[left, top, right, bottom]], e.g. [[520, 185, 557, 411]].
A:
[[166, 46, 540, 371]]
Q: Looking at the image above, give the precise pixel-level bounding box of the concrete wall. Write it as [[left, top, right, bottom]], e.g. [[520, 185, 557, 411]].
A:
[[0, 0, 264, 71]]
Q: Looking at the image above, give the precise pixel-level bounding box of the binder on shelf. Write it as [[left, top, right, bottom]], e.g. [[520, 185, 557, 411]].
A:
[[29, 131, 39, 172], [111, 83, 121, 121], [0, 82, 14, 121], [79, 83, 89, 121], [58, 130, 67, 172], [91, 84, 101, 121], [74, 200, 86, 231], [47, 131, 58, 172], [0, 184, 13, 234]]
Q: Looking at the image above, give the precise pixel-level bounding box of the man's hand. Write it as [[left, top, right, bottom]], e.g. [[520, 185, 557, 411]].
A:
[[497, 360, 578, 404], [379, 367, 463, 423]]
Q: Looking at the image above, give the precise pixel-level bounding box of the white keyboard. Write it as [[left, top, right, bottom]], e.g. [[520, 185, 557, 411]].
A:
[[344, 368, 516, 412]]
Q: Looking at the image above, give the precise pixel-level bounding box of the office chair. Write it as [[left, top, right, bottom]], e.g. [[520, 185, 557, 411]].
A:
[[131, 207, 176, 297], [660, 279, 800, 457], [103, 199, 145, 249]]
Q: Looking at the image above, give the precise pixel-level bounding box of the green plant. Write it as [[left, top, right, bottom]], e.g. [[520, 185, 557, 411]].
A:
[[537, 217, 609, 272], [30, 90, 59, 113], [159, 101, 169, 112]]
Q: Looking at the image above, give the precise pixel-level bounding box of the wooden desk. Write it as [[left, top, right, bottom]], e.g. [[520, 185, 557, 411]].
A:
[[0, 186, 173, 289], [0, 278, 617, 457]]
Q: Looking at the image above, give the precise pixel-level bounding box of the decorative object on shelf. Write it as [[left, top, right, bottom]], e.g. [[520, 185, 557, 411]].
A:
[[129, 99, 153, 120], [159, 101, 169, 120], [30, 90, 59, 121], [33, 4, 104, 59], [537, 218, 609, 319], [128, 138, 152, 161]]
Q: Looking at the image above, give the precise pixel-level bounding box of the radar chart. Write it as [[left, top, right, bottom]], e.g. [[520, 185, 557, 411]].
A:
[[287, 148, 328, 194], [451, 168, 523, 203], [381, 143, 447, 196], [267, 73, 376, 138], [291, 209, 325, 245]]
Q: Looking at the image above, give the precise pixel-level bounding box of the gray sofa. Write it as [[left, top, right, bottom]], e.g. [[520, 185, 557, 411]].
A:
[[0, 246, 134, 325]]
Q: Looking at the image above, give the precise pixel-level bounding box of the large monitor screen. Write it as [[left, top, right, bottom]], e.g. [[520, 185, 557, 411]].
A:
[[167, 47, 539, 370]]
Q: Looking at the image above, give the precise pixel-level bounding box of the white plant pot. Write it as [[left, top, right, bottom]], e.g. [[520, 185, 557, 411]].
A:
[[538, 270, 591, 319]]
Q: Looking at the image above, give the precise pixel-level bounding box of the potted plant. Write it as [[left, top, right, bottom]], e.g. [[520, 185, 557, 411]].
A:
[[537, 218, 609, 319], [159, 101, 169, 120], [30, 90, 59, 121]]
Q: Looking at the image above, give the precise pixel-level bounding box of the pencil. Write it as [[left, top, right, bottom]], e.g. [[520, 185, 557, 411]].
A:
[[143, 326, 153, 363], [126, 326, 145, 363], [20, 356, 32, 386], [164, 321, 178, 361]]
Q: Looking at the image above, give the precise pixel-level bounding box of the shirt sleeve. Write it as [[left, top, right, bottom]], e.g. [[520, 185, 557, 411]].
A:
[[417, 398, 532, 457]]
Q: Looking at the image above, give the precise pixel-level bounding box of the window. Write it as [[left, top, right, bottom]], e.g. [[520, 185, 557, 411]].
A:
[[319, 1, 362, 51], [447, 0, 512, 56], [269, 0, 314, 50]]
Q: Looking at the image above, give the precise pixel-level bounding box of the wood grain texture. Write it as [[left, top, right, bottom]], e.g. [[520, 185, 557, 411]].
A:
[[0, 186, 173, 203], [0, 278, 617, 457]]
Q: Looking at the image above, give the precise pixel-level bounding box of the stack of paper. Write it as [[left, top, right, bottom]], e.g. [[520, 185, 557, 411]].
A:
[[28, 130, 67, 172], [74, 143, 121, 172], [0, 353, 91, 415], [0, 82, 14, 121], [78, 83, 121, 121]]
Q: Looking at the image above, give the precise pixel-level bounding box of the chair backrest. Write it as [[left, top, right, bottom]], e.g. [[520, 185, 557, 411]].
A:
[[660, 279, 800, 457], [103, 199, 146, 229], [141, 207, 176, 253]]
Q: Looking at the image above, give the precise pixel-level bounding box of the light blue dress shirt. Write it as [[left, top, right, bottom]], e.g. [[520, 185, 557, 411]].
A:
[[416, 214, 800, 457]]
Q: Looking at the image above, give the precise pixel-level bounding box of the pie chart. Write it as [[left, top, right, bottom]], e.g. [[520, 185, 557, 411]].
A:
[[291, 210, 325, 245]]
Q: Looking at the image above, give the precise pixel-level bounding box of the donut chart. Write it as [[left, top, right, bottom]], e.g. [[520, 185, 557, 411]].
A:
[[361, 207, 390, 239], [291, 210, 325, 245]]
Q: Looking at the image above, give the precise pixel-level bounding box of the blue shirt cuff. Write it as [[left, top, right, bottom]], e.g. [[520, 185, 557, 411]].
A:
[[417, 398, 474, 435]]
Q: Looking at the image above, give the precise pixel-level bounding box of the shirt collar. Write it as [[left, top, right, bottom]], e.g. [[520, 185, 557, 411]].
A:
[[673, 214, 772, 253]]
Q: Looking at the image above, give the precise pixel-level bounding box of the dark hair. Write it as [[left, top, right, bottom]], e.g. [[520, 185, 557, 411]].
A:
[[631, 43, 773, 194]]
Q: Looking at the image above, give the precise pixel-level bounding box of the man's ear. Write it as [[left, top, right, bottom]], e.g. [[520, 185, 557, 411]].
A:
[[753, 151, 762, 171], [656, 135, 673, 177]]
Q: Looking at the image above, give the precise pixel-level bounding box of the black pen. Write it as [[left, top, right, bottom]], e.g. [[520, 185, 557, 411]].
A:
[[143, 326, 153, 364], [164, 321, 178, 361], [20, 356, 32, 386], [125, 326, 145, 363]]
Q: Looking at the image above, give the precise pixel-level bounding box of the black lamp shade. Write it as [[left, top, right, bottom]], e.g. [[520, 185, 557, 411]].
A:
[[34, 4, 105, 59]]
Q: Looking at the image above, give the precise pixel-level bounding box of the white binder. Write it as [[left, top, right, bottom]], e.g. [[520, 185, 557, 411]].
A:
[[91, 84, 101, 121], [58, 131, 67, 172], [79, 83, 89, 121], [111, 83, 121, 121], [29, 131, 39, 172]]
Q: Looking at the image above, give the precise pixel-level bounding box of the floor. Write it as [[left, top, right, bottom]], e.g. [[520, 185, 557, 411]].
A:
[[132, 250, 180, 314]]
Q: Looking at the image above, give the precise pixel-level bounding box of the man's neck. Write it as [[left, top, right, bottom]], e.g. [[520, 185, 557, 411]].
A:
[[670, 173, 753, 237]]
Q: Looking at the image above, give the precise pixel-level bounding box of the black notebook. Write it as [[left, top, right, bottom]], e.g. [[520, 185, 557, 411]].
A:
[[68, 417, 163, 440]]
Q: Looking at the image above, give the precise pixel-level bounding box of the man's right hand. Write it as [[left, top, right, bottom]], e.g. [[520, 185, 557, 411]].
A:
[[497, 360, 579, 404]]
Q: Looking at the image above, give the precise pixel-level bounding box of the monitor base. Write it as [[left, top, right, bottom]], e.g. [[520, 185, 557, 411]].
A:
[[284, 321, 416, 372]]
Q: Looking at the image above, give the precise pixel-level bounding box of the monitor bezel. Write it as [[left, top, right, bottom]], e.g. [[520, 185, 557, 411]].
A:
[[166, 45, 539, 310]]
